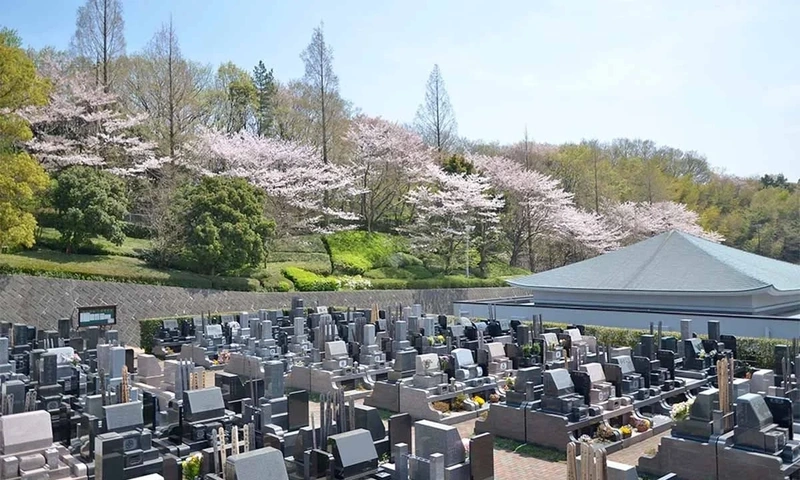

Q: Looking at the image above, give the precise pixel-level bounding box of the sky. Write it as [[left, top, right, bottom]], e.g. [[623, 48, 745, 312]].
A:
[[4, 0, 800, 180]]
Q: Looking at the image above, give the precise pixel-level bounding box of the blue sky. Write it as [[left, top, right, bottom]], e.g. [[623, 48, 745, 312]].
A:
[[5, 0, 800, 179]]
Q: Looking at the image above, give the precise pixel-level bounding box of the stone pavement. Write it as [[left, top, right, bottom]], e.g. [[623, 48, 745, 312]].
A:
[[309, 398, 668, 479]]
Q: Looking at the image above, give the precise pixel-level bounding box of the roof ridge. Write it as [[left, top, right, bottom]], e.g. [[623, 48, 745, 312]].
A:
[[680, 231, 778, 289], [620, 231, 675, 289]]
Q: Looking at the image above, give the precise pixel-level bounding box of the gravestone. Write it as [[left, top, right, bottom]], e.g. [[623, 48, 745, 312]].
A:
[[389, 413, 413, 454], [544, 369, 575, 397], [707, 321, 720, 341], [328, 429, 378, 478], [263, 361, 284, 399], [469, 433, 494, 480], [40, 352, 57, 385], [183, 387, 225, 423], [414, 420, 465, 468], [224, 447, 288, 480], [736, 393, 773, 429], [104, 401, 144, 432], [287, 390, 309, 430], [679, 319, 691, 356], [0, 410, 53, 454]]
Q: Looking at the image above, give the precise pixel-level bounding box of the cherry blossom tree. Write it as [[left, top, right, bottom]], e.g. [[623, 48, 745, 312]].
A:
[[19, 57, 164, 175], [182, 128, 357, 234], [405, 166, 504, 273], [346, 116, 436, 231], [604, 201, 724, 244], [470, 154, 576, 268]]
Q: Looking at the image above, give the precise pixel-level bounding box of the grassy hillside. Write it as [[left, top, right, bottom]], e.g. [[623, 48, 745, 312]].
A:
[[0, 229, 526, 292]]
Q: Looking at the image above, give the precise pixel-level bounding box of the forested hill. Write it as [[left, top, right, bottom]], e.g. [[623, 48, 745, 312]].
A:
[[0, 1, 797, 297]]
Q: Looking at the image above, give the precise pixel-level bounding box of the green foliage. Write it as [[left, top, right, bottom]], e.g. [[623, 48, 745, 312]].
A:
[[281, 266, 339, 291], [544, 322, 789, 370], [332, 252, 373, 275], [52, 167, 128, 252], [485, 262, 531, 278], [252, 60, 278, 136], [0, 251, 260, 291], [442, 154, 475, 175], [364, 266, 433, 280], [182, 453, 202, 480], [0, 152, 49, 250], [385, 252, 424, 268], [139, 318, 163, 353], [367, 278, 410, 290], [323, 231, 408, 274], [181, 176, 274, 275], [407, 276, 507, 289]]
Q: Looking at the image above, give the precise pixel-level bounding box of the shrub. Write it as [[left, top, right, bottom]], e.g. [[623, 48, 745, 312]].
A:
[[364, 265, 433, 280], [139, 318, 164, 353], [332, 252, 373, 275], [368, 278, 409, 290], [180, 177, 275, 275], [338, 275, 372, 290], [324, 231, 408, 274], [281, 266, 340, 291], [407, 276, 508, 289], [432, 401, 450, 413], [52, 166, 128, 252], [386, 252, 423, 268]]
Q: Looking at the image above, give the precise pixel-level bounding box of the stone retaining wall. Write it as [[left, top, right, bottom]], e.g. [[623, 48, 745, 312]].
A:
[[0, 274, 527, 346]]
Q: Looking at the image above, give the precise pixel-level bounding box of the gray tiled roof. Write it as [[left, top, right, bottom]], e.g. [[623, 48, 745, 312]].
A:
[[508, 230, 800, 293]]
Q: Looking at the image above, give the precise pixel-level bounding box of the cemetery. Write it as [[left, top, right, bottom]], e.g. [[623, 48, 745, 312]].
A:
[[0, 295, 794, 480]]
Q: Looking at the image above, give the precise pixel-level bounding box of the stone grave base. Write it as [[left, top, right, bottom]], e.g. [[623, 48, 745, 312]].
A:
[[475, 403, 527, 442], [364, 381, 399, 412], [286, 365, 372, 399]]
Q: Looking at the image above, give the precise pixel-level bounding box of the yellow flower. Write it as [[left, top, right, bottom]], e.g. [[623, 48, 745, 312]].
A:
[[473, 395, 485, 406]]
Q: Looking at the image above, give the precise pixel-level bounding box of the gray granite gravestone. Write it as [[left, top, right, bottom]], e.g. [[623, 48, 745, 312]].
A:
[[182, 387, 225, 423], [224, 447, 288, 480], [103, 401, 144, 432], [263, 361, 284, 399], [328, 429, 378, 478], [414, 420, 465, 468]]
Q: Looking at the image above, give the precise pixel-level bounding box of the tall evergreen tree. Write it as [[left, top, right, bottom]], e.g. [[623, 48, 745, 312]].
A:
[[252, 61, 277, 136]]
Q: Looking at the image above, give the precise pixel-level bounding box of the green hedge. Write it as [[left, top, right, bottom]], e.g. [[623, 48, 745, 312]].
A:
[[543, 322, 789, 370], [0, 263, 261, 292], [407, 276, 508, 289], [281, 266, 340, 291]]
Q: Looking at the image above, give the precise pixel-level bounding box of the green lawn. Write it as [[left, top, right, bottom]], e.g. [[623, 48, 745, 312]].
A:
[[36, 228, 152, 257], [0, 229, 524, 292], [0, 250, 259, 291]]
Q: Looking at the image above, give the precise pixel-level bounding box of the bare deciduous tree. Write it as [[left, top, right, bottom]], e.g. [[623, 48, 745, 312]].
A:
[[414, 64, 458, 153], [70, 0, 126, 91]]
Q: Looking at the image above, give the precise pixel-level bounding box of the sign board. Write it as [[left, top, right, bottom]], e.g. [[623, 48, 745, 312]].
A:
[[77, 305, 117, 327]]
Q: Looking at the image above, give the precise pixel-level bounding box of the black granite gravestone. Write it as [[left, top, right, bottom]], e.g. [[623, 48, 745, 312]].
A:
[[287, 390, 309, 430], [764, 395, 794, 440], [388, 413, 412, 455]]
